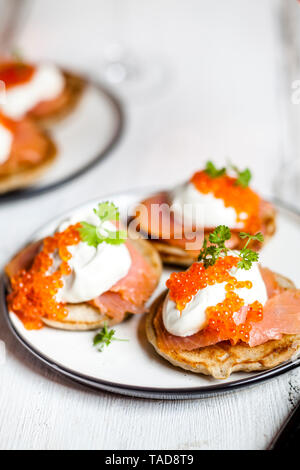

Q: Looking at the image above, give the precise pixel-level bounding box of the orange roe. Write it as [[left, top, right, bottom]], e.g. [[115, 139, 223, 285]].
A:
[[190, 170, 261, 233], [206, 291, 263, 345], [0, 62, 35, 89], [166, 257, 264, 345], [7, 224, 81, 330], [166, 256, 239, 311], [0, 113, 17, 133]]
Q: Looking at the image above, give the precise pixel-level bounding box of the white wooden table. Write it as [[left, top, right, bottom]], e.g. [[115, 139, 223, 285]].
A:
[[0, 0, 300, 450]]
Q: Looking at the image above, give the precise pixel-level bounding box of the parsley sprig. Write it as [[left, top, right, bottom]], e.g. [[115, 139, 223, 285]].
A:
[[79, 202, 127, 247], [11, 49, 24, 63], [237, 232, 264, 270], [198, 226, 264, 271], [93, 323, 129, 352], [230, 164, 252, 188], [198, 225, 231, 268], [205, 161, 226, 178], [204, 161, 252, 188]]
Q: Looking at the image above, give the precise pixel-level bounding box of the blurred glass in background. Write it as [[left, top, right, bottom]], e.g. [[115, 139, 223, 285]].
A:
[[0, 0, 30, 53]]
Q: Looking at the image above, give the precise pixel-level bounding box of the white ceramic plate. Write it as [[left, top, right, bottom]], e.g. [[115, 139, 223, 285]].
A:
[[2, 188, 300, 399], [0, 77, 123, 202]]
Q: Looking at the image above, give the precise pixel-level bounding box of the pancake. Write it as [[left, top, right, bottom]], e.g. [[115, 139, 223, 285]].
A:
[[146, 273, 300, 379], [0, 119, 56, 194]]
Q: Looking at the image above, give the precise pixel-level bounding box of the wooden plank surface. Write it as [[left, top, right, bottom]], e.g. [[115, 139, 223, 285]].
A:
[[0, 0, 299, 450]]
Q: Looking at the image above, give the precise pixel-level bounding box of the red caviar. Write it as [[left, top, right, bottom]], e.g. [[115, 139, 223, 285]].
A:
[[190, 170, 261, 233], [0, 62, 35, 89], [0, 113, 17, 133], [166, 257, 264, 345], [7, 224, 81, 330]]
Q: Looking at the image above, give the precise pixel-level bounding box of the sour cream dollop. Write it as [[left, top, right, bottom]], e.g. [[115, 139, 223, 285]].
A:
[[0, 122, 13, 164], [51, 210, 131, 304], [170, 183, 245, 229], [1, 63, 65, 119], [163, 260, 268, 337]]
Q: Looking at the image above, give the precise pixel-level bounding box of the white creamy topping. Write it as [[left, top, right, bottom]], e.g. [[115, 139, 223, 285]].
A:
[[1, 63, 65, 119], [170, 182, 245, 229], [51, 209, 131, 304], [0, 123, 13, 164], [163, 260, 268, 337]]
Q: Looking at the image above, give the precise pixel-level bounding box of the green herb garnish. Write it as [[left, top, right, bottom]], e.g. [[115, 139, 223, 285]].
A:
[[93, 324, 129, 352], [230, 164, 252, 188], [237, 232, 264, 270], [198, 226, 264, 271], [204, 161, 252, 188], [79, 202, 127, 247], [204, 161, 226, 178], [198, 225, 231, 268], [11, 48, 24, 64]]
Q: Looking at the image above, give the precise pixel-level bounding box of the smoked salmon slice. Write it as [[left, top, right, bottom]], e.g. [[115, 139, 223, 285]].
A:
[[91, 240, 158, 320], [249, 290, 300, 347], [154, 269, 300, 351], [0, 117, 53, 175], [259, 266, 286, 298]]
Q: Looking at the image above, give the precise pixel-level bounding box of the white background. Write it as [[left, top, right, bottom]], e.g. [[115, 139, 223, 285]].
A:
[[0, 0, 300, 450]]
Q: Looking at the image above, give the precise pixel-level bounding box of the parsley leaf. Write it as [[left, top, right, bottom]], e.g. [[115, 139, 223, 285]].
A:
[[93, 201, 120, 223], [95, 226, 127, 245], [11, 48, 24, 63], [205, 161, 226, 178], [230, 164, 252, 188], [237, 248, 259, 270], [79, 202, 127, 248], [79, 222, 99, 247], [93, 324, 128, 352], [236, 168, 252, 188], [198, 225, 231, 268], [237, 231, 264, 270], [239, 231, 264, 242], [204, 161, 252, 187], [198, 227, 264, 270], [208, 225, 231, 245]]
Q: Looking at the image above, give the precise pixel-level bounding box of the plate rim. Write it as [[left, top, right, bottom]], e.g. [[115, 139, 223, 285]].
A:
[[0, 77, 125, 203], [2, 188, 300, 400]]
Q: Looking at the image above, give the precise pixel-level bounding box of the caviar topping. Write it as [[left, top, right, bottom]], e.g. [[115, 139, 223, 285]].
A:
[[166, 255, 264, 345], [7, 224, 81, 330], [0, 62, 35, 89], [0, 113, 17, 133], [190, 169, 261, 233], [205, 286, 263, 345], [166, 256, 239, 312]]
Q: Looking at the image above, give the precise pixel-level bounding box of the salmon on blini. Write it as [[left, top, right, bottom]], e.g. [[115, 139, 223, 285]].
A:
[[0, 114, 56, 194], [6, 202, 162, 331], [134, 162, 276, 267], [146, 227, 300, 378], [0, 60, 85, 125]]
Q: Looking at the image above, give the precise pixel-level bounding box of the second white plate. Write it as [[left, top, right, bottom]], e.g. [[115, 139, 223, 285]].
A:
[[0, 76, 123, 201]]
